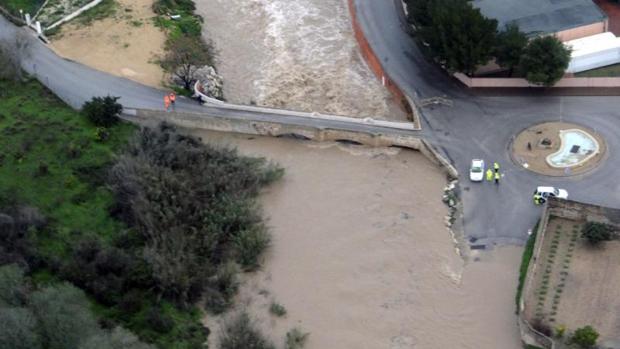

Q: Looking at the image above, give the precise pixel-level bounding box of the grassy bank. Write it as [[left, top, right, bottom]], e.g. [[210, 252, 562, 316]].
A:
[[515, 220, 539, 312], [0, 0, 43, 16], [575, 63, 620, 78], [0, 78, 208, 348]]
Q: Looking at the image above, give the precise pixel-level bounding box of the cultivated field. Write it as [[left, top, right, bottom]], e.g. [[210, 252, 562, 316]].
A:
[[525, 217, 620, 344]]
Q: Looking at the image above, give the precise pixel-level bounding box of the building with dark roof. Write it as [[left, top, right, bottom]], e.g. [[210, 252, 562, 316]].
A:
[[472, 0, 608, 41]]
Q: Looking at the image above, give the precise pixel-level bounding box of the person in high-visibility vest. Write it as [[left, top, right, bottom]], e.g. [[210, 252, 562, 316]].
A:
[[486, 169, 494, 182], [494, 171, 500, 184], [493, 162, 500, 173], [533, 194, 542, 205]]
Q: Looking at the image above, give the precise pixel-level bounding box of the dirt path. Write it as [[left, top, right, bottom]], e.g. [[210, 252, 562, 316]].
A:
[[49, 0, 166, 87], [191, 131, 522, 349]]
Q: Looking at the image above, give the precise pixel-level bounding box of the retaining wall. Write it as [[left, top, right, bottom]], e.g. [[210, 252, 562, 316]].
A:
[[347, 0, 420, 124], [455, 72, 620, 88]]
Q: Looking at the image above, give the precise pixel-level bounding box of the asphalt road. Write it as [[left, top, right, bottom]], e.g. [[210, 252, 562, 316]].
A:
[[2, 9, 619, 248], [355, 0, 620, 247], [0, 16, 424, 138]]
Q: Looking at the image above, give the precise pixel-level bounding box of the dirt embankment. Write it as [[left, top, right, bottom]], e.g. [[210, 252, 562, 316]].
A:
[[190, 131, 522, 349], [50, 0, 166, 87]]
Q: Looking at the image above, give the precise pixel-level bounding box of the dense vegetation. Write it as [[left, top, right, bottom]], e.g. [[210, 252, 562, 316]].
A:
[[0, 264, 154, 349], [404, 0, 571, 86], [0, 77, 282, 348]]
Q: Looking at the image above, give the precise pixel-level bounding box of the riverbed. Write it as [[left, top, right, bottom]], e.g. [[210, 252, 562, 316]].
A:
[[194, 0, 406, 120], [191, 131, 522, 349]]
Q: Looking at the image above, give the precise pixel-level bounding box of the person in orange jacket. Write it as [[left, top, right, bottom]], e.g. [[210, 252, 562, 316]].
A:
[[169, 92, 176, 110]]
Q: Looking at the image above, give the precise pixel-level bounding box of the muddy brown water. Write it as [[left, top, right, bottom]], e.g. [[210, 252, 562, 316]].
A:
[[188, 130, 522, 349], [194, 0, 405, 119]]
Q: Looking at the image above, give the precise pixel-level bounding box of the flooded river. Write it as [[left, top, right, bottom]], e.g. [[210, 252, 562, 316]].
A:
[[194, 0, 405, 119], [191, 131, 522, 349]]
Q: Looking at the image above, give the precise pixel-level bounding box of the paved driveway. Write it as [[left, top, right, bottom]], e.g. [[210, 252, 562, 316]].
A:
[[355, 0, 620, 247]]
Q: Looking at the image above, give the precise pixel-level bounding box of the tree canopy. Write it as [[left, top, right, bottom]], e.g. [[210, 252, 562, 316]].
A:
[[416, 0, 498, 74], [494, 24, 528, 76], [518, 35, 571, 86]]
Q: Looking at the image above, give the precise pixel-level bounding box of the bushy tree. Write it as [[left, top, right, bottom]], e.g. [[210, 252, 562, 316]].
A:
[[219, 312, 275, 349], [571, 325, 599, 348], [160, 36, 214, 90], [79, 327, 156, 349], [519, 36, 571, 86], [0, 307, 41, 349], [30, 283, 100, 349], [582, 222, 615, 245], [418, 0, 498, 74], [60, 238, 134, 306], [404, 0, 432, 27], [109, 123, 282, 305], [0, 206, 44, 273], [494, 24, 528, 76], [82, 96, 123, 127], [0, 264, 27, 306]]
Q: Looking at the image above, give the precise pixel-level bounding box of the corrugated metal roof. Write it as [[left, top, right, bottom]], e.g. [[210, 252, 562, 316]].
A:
[[472, 0, 607, 35]]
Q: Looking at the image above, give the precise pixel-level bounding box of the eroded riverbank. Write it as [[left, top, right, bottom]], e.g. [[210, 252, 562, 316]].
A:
[[189, 130, 522, 349]]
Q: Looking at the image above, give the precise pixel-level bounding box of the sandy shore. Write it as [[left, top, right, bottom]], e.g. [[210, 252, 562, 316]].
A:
[[190, 131, 522, 349], [49, 0, 166, 87]]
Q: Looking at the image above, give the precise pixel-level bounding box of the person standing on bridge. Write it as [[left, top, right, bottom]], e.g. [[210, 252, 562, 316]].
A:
[[169, 92, 176, 110], [493, 162, 500, 173], [486, 168, 494, 182], [164, 94, 171, 112], [494, 171, 500, 184]]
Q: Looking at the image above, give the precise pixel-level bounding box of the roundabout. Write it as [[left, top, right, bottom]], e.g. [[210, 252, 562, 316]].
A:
[[511, 122, 606, 177]]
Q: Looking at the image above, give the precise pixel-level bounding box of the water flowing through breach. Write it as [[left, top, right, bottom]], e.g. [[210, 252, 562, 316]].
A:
[[195, 0, 405, 119]]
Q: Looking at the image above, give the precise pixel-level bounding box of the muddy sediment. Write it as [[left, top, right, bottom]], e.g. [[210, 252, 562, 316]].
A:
[[191, 131, 522, 349], [194, 0, 405, 119]]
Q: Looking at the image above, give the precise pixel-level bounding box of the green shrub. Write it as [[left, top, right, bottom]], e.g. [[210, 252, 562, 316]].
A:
[[269, 302, 287, 317], [234, 228, 271, 270], [146, 306, 174, 334], [30, 283, 100, 349], [571, 325, 599, 348], [582, 222, 615, 245], [82, 96, 122, 128], [218, 312, 275, 349], [0, 307, 41, 349], [285, 327, 309, 349], [0, 264, 28, 307]]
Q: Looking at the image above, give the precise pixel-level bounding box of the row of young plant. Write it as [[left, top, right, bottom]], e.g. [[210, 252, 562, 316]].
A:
[[403, 0, 571, 86]]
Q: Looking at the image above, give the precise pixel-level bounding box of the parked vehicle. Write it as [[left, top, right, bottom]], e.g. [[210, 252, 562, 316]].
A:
[[469, 159, 485, 182], [533, 186, 568, 204]]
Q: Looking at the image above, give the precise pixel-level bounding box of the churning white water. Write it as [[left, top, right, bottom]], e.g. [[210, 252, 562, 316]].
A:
[[195, 0, 405, 119]]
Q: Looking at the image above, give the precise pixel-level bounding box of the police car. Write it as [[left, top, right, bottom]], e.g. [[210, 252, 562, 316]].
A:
[[469, 159, 485, 182], [533, 186, 568, 204]]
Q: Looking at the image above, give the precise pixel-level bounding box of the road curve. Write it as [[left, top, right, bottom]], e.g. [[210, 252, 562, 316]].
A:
[[354, 0, 620, 247]]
